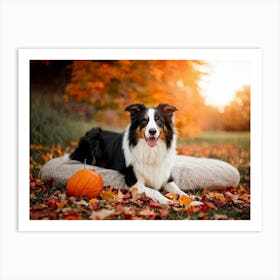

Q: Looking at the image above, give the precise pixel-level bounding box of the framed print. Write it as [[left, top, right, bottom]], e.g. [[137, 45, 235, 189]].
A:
[[18, 48, 262, 231], [1, 0, 279, 280]]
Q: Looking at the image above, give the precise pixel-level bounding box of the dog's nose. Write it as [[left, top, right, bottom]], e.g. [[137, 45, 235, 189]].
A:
[[148, 128, 157, 135]]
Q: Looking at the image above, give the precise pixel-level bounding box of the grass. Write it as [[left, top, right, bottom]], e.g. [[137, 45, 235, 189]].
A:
[[31, 103, 124, 146], [179, 131, 250, 149]]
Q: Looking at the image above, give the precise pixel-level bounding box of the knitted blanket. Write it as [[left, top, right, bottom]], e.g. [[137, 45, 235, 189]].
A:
[[39, 154, 240, 191]]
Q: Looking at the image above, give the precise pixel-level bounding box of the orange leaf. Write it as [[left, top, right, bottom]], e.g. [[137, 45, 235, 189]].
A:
[[165, 192, 178, 200], [130, 187, 139, 202], [178, 195, 193, 206], [101, 190, 116, 201], [63, 212, 81, 220], [56, 201, 65, 208], [208, 192, 227, 202], [89, 198, 98, 205]]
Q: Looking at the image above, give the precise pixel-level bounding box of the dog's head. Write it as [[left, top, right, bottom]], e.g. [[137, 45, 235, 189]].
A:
[[125, 103, 177, 148]]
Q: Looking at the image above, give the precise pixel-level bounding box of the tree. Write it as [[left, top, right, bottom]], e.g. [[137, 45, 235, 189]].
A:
[[65, 60, 206, 136], [223, 85, 250, 131]]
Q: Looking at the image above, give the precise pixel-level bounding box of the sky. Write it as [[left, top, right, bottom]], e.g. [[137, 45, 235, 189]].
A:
[[199, 60, 250, 110]]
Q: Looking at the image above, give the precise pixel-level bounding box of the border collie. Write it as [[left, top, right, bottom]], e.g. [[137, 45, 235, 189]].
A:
[[70, 103, 187, 204]]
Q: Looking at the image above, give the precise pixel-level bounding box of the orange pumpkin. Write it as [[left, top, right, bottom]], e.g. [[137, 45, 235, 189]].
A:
[[66, 169, 103, 199]]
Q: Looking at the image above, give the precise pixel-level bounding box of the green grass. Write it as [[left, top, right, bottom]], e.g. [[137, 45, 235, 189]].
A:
[[179, 131, 250, 149], [31, 105, 94, 146], [31, 104, 125, 146]]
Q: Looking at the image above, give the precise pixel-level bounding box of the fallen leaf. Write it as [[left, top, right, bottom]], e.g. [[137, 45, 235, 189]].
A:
[[75, 199, 89, 206], [178, 195, 193, 206], [208, 192, 227, 202], [214, 214, 228, 220], [149, 201, 162, 208], [101, 190, 116, 201], [64, 212, 81, 220], [117, 190, 125, 201], [130, 187, 138, 202], [30, 193, 36, 199], [56, 201, 65, 208], [89, 198, 98, 205], [89, 209, 115, 220], [159, 208, 169, 217], [239, 194, 250, 201], [139, 207, 156, 216], [165, 193, 178, 200]]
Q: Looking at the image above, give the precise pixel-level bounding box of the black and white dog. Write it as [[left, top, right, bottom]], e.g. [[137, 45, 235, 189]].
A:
[[70, 103, 187, 204]]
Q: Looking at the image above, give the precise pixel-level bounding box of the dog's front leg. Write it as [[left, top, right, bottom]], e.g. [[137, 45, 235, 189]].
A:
[[132, 184, 173, 205], [163, 181, 187, 196]]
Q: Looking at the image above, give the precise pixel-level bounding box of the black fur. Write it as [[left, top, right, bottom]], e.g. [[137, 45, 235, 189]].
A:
[[70, 128, 126, 172]]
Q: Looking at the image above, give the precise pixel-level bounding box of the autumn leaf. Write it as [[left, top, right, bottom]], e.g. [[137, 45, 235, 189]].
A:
[[30, 193, 36, 199], [89, 209, 115, 220], [178, 195, 193, 206], [149, 201, 162, 208], [130, 187, 138, 202], [165, 192, 178, 201], [139, 207, 156, 216], [56, 201, 65, 208], [89, 198, 98, 205], [214, 214, 228, 220], [207, 192, 227, 203], [159, 209, 169, 217], [101, 190, 116, 201], [116, 190, 125, 202], [64, 212, 81, 220]]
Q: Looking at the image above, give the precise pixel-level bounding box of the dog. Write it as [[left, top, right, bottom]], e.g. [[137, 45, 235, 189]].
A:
[[70, 103, 187, 204]]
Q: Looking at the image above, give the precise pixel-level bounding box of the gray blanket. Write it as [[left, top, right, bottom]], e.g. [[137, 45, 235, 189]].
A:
[[39, 154, 240, 191]]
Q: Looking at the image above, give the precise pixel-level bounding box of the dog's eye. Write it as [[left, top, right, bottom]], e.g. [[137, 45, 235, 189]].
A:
[[140, 119, 148, 128], [156, 119, 163, 127]]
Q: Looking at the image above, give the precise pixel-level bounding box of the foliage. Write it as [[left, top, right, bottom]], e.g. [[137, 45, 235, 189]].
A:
[[30, 132, 250, 220], [223, 85, 250, 131], [65, 60, 206, 137], [203, 85, 250, 131], [31, 61, 251, 137]]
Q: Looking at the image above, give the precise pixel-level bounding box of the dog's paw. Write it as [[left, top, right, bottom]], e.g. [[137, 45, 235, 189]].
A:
[[156, 196, 173, 205]]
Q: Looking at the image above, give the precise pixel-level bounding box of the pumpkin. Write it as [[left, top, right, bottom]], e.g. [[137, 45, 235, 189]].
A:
[[66, 169, 103, 199]]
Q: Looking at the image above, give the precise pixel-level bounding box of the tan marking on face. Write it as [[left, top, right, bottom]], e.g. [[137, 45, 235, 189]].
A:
[[159, 126, 167, 141], [136, 115, 149, 140]]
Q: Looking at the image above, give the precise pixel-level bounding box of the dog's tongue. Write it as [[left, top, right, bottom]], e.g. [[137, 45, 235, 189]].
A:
[[147, 137, 157, 147]]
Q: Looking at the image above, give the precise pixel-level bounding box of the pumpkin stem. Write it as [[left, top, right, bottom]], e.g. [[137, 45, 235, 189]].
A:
[[84, 159, 87, 169]]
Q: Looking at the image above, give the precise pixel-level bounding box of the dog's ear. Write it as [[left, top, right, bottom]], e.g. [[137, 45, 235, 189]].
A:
[[125, 104, 146, 118], [158, 103, 178, 118]]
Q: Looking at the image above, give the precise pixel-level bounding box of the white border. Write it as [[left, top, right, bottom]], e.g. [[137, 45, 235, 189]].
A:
[[18, 48, 262, 232]]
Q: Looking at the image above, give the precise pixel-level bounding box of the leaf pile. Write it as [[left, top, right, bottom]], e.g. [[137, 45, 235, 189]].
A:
[[29, 142, 250, 220]]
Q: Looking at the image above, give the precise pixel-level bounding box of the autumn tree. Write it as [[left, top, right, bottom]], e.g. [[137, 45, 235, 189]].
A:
[[223, 85, 250, 131], [65, 60, 206, 136], [202, 85, 250, 131]]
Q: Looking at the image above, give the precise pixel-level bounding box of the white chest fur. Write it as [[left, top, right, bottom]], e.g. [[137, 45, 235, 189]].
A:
[[122, 127, 177, 190]]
